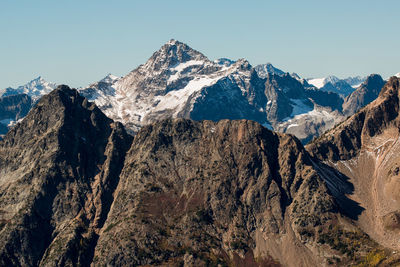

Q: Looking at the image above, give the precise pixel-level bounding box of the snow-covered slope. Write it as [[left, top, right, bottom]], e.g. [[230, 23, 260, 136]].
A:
[[1, 76, 56, 101]]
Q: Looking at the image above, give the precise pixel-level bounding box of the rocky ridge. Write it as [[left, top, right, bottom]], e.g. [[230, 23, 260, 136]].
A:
[[307, 76, 400, 262]]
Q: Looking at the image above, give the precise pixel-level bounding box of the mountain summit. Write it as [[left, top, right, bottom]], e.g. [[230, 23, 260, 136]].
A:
[[0, 76, 56, 101], [79, 40, 367, 142], [144, 39, 209, 71]]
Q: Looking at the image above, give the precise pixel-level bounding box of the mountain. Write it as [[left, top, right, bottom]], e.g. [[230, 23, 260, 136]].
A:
[[1, 76, 56, 101], [80, 39, 267, 132], [254, 63, 285, 78], [342, 74, 385, 116], [79, 40, 352, 143], [0, 87, 391, 266], [0, 85, 132, 266], [307, 77, 400, 257], [307, 75, 340, 89], [0, 94, 33, 136]]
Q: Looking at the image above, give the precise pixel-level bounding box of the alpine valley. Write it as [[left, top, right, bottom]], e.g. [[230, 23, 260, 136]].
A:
[[1, 40, 400, 267]]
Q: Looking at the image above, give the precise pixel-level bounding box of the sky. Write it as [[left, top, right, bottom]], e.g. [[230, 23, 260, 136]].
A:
[[0, 0, 399, 88]]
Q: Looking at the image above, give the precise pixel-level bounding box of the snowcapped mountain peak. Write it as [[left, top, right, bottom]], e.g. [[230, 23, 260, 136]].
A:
[[144, 40, 209, 72], [166, 38, 178, 45], [254, 63, 285, 78], [325, 75, 340, 84], [233, 58, 252, 71], [100, 74, 120, 84], [1, 76, 56, 100], [307, 75, 339, 88]]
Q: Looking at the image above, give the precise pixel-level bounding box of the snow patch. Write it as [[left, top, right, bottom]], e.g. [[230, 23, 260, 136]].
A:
[[155, 76, 220, 114], [307, 78, 325, 88], [287, 123, 299, 129]]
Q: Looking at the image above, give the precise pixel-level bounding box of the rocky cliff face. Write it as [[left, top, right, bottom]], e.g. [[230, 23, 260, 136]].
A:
[[0, 85, 132, 266], [92, 119, 344, 266], [307, 77, 400, 257]]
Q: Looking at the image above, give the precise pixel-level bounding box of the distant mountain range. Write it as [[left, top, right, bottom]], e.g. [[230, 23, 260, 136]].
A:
[[0, 40, 396, 142]]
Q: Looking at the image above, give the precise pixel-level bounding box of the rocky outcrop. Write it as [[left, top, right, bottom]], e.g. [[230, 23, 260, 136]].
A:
[[0, 85, 132, 266]]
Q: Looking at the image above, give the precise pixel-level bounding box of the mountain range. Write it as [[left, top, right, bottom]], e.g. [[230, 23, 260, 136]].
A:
[[0, 40, 390, 143], [1, 73, 400, 265], [0, 38, 400, 265]]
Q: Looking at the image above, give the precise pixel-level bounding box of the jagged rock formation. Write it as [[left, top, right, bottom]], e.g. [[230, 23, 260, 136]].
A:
[[307, 77, 400, 257], [0, 85, 132, 266], [0, 85, 391, 266], [0, 94, 32, 135], [342, 74, 385, 116]]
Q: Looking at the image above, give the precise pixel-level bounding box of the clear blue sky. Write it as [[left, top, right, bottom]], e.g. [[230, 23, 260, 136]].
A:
[[0, 0, 399, 88]]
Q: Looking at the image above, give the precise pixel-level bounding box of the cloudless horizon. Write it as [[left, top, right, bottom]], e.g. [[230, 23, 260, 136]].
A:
[[1, 0, 399, 88]]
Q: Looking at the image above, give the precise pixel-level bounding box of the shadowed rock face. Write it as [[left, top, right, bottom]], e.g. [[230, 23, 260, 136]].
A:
[[93, 119, 340, 266], [0, 85, 132, 266]]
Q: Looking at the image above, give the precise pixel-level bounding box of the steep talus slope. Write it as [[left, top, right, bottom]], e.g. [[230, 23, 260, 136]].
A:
[[307, 77, 400, 256], [93, 119, 380, 266], [0, 85, 132, 266]]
